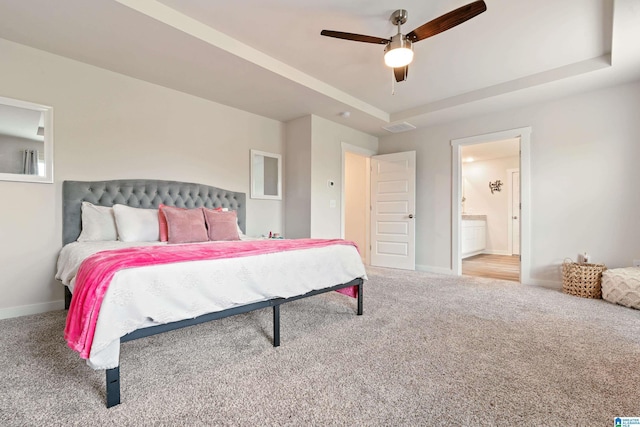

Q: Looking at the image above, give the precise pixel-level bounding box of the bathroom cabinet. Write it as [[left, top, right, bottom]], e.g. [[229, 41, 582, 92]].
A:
[[461, 216, 486, 258]]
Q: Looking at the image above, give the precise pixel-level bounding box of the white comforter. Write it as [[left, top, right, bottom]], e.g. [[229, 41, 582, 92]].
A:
[[56, 240, 367, 370]]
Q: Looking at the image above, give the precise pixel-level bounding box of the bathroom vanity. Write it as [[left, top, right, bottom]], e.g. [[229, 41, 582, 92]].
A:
[[461, 215, 486, 258]]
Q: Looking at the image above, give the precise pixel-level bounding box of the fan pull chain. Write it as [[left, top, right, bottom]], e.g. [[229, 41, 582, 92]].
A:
[[391, 69, 396, 95]]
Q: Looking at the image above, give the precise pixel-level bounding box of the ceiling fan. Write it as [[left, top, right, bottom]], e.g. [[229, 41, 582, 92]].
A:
[[320, 0, 487, 83]]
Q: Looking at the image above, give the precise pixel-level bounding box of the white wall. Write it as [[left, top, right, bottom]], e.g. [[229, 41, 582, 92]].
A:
[[379, 79, 640, 285], [310, 115, 378, 238], [0, 39, 284, 317], [463, 156, 519, 254]]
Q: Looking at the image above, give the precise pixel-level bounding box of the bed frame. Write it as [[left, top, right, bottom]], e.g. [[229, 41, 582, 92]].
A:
[[62, 179, 363, 408]]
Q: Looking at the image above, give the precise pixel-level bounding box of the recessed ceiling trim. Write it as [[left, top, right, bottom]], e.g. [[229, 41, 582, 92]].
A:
[[114, 0, 390, 123], [391, 54, 612, 123]]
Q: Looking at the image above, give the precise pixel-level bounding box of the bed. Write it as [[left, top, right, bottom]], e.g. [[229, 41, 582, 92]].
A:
[[56, 179, 366, 408]]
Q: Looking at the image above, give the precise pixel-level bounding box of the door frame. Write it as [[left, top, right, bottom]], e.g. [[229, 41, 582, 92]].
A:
[[451, 127, 532, 283], [341, 142, 376, 265], [506, 168, 520, 256]]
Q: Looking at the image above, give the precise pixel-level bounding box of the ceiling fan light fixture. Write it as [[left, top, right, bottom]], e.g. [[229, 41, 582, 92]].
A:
[[384, 35, 413, 68], [320, 1, 487, 82]]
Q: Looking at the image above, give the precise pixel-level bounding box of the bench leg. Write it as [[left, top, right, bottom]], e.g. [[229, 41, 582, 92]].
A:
[[106, 366, 121, 408], [357, 282, 363, 315], [273, 305, 280, 347]]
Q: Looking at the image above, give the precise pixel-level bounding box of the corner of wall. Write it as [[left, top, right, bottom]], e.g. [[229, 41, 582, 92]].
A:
[[284, 116, 312, 238]]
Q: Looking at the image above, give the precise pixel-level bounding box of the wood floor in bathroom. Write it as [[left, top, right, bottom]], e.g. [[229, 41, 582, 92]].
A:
[[462, 254, 521, 282]]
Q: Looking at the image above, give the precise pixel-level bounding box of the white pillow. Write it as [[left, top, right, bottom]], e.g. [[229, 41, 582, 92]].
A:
[[113, 204, 160, 242], [77, 202, 118, 241]]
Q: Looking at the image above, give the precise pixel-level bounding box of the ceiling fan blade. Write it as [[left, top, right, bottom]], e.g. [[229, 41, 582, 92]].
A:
[[394, 66, 408, 83], [320, 30, 389, 45], [406, 0, 487, 43]]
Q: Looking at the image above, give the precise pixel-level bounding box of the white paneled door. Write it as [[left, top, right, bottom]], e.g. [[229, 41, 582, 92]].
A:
[[370, 151, 416, 270]]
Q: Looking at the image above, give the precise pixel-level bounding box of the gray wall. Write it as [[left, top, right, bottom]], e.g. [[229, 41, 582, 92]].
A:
[[284, 115, 378, 240]]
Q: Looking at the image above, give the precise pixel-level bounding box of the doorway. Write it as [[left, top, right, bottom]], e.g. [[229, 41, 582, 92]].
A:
[[344, 151, 370, 264], [460, 139, 520, 281], [342, 143, 376, 265], [452, 127, 532, 283], [342, 145, 416, 270]]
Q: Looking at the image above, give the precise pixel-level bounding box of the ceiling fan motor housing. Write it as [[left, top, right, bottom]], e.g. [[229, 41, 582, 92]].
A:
[[384, 9, 413, 68], [385, 34, 412, 53]]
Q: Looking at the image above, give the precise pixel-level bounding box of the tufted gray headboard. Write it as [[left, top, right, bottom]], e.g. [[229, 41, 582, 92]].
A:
[[63, 179, 246, 245]]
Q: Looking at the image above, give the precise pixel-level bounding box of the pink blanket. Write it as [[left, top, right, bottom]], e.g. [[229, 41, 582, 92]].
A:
[[65, 238, 360, 359]]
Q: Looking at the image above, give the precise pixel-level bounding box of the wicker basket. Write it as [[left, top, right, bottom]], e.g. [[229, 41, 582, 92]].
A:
[[562, 259, 607, 299]]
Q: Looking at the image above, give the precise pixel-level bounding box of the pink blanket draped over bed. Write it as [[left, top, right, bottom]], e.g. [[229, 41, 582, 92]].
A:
[[64, 238, 360, 359]]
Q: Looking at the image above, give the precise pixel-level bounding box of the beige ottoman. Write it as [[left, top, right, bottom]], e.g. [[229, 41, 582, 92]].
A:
[[601, 267, 640, 309]]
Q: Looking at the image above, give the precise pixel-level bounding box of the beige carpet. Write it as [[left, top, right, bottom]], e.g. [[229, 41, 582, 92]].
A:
[[1, 267, 639, 426]]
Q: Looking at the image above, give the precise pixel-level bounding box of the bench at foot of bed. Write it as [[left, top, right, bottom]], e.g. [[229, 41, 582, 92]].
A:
[[104, 278, 363, 408]]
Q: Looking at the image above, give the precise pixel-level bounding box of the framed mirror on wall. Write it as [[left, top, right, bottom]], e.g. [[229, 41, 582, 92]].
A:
[[0, 96, 53, 184], [250, 149, 282, 200]]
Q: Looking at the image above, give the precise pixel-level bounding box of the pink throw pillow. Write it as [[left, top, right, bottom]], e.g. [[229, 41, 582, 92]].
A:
[[159, 205, 223, 241], [160, 205, 208, 244], [203, 208, 240, 241], [158, 204, 174, 242]]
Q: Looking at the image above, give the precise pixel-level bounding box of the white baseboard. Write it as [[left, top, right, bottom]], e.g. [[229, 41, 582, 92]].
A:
[[461, 250, 484, 259], [0, 300, 65, 320], [482, 249, 513, 256], [414, 264, 563, 290], [523, 277, 562, 290], [416, 264, 455, 275]]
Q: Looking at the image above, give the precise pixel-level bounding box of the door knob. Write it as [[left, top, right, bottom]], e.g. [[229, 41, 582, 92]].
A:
[[408, 214, 414, 219], [512, 216, 518, 219]]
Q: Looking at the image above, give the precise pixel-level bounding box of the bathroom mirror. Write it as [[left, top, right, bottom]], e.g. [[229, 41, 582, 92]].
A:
[[0, 96, 53, 184], [250, 149, 281, 200]]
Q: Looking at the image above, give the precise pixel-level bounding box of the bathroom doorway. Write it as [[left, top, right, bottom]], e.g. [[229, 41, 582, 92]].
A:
[[456, 136, 524, 282], [451, 127, 531, 284]]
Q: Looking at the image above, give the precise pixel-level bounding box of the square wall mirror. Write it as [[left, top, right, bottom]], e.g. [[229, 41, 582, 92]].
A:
[[0, 95, 54, 184], [251, 149, 282, 200]]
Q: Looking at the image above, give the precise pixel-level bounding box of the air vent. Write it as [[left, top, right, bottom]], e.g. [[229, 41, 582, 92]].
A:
[[382, 121, 416, 133]]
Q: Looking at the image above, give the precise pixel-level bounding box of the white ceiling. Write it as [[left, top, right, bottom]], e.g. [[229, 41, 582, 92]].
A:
[[0, 0, 638, 136]]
